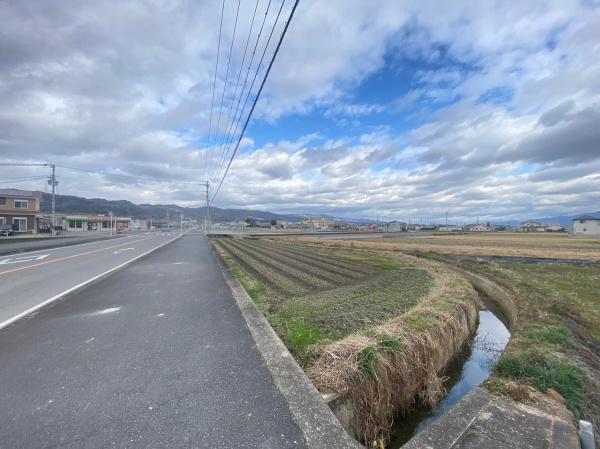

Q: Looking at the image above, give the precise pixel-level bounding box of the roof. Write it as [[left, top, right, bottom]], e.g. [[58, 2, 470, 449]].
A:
[[65, 214, 131, 221], [0, 189, 41, 198], [573, 214, 600, 221]]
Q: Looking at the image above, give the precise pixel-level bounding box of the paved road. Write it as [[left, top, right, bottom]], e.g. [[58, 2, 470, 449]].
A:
[[0, 232, 131, 256], [0, 232, 305, 449], [0, 231, 179, 328]]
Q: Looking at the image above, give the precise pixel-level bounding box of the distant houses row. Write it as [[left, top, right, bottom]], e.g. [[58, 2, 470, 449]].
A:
[[2, 188, 599, 236], [0, 188, 156, 235], [219, 217, 600, 236]]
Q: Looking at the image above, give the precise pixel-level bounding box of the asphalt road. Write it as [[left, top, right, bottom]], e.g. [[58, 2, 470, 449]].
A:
[[0, 231, 180, 328], [0, 232, 305, 449], [0, 232, 131, 256]]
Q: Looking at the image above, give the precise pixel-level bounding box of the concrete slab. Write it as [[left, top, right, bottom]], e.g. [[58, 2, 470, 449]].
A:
[[403, 388, 579, 449]]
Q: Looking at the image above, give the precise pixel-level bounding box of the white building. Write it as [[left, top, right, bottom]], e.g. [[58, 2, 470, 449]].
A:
[[62, 214, 131, 233], [573, 215, 600, 236], [517, 221, 545, 232], [466, 223, 493, 232], [438, 225, 463, 232]]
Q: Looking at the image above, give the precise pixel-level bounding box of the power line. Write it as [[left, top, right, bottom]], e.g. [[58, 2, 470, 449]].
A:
[[211, 0, 286, 186], [212, 0, 299, 202], [210, 0, 241, 185], [204, 0, 226, 181], [211, 0, 272, 184], [211, 0, 261, 184], [56, 165, 205, 186], [0, 176, 48, 184]]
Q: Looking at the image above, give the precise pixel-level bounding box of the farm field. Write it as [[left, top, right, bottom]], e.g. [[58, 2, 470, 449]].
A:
[[303, 232, 600, 261], [212, 236, 479, 445], [293, 235, 600, 442], [211, 236, 435, 364]]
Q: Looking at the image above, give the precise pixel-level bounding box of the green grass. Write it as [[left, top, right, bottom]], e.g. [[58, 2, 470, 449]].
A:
[[430, 257, 599, 423], [522, 324, 573, 348], [357, 336, 403, 380], [496, 350, 585, 416], [215, 238, 434, 366]]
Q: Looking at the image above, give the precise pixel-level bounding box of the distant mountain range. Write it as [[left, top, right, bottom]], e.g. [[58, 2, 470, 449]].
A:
[[38, 192, 598, 226], [39, 192, 307, 223]]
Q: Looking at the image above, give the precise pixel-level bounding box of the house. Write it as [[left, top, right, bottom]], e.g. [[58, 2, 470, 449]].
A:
[[517, 221, 545, 232], [61, 214, 131, 233], [0, 189, 42, 233], [465, 223, 493, 232], [438, 225, 463, 232], [302, 219, 335, 230], [572, 215, 600, 236]]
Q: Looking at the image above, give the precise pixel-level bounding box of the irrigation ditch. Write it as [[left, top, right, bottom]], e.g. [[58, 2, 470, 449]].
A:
[[211, 236, 523, 447]]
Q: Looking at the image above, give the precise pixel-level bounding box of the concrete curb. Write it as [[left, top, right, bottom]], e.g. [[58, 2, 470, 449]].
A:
[[0, 232, 185, 331], [0, 234, 127, 257], [210, 241, 364, 449]]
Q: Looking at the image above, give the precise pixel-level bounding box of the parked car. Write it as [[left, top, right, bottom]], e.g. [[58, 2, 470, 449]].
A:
[[0, 224, 14, 236]]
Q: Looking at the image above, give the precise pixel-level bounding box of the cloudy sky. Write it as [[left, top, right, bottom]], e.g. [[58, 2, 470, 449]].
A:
[[1, 0, 599, 221]]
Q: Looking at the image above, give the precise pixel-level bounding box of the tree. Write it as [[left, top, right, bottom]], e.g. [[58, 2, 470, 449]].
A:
[[270, 219, 277, 226]]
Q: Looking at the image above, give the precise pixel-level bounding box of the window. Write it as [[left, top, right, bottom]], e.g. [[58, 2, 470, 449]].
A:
[[14, 200, 28, 209], [68, 221, 83, 228], [0, 217, 4, 224], [0, 197, 5, 206], [13, 217, 27, 231]]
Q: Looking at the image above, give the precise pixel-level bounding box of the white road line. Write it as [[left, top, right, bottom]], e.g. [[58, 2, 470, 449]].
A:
[[0, 254, 49, 265], [0, 236, 130, 258], [0, 233, 183, 331]]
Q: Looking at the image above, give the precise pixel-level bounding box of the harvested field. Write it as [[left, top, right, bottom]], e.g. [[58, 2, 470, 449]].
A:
[[212, 236, 479, 446], [291, 236, 600, 438], [289, 232, 600, 261]]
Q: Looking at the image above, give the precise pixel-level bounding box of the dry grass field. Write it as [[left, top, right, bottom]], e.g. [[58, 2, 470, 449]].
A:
[[212, 236, 479, 445], [286, 234, 600, 441], [297, 232, 600, 261]]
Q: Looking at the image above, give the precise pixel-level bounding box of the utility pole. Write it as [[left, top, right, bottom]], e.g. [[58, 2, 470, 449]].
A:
[[0, 162, 57, 235], [205, 182, 211, 234], [50, 164, 56, 236], [180, 214, 183, 235]]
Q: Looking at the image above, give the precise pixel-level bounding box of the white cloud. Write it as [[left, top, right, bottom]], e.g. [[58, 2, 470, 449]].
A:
[[0, 0, 599, 220]]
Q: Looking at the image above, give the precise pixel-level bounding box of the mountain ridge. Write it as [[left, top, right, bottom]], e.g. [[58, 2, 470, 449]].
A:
[[37, 192, 598, 226]]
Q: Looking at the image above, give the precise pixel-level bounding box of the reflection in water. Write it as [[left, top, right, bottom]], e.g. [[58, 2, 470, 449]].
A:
[[390, 307, 510, 447]]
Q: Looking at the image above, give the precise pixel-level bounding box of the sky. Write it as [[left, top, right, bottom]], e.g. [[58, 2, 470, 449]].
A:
[[0, 0, 599, 222]]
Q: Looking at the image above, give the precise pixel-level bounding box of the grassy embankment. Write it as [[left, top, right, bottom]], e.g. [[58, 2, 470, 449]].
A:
[[301, 233, 600, 440], [212, 237, 478, 445], [471, 262, 600, 437]]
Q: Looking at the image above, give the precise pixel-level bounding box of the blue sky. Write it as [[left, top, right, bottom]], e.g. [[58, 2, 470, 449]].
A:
[[0, 0, 599, 221]]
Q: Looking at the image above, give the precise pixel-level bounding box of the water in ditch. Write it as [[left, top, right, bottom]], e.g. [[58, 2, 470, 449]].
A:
[[389, 301, 511, 448]]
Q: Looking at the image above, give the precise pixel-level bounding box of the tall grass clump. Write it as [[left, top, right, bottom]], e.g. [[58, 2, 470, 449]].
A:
[[308, 262, 479, 446], [496, 350, 585, 416]]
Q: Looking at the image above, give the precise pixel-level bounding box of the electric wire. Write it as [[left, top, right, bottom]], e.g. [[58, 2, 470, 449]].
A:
[[56, 165, 205, 186], [210, 0, 241, 185], [210, 0, 261, 184], [211, 0, 283, 186], [0, 176, 48, 184], [204, 0, 226, 181], [210, 0, 272, 184], [212, 0, 299, 202]]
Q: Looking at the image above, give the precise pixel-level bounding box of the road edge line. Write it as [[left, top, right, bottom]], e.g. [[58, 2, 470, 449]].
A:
[[0, 233, 185, 331], [0, 234, 130, 257], [209, 239, 364, 449]]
